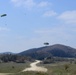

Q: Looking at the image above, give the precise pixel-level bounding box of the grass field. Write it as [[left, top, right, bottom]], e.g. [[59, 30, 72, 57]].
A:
[[41, 62, 76, 75], [0, 62, 30, 73], [8, 72, 48, 75], [0, 61, 76, 75]]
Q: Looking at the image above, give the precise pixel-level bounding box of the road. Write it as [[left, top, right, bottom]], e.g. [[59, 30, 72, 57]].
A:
[[22, 60, 48, 72]]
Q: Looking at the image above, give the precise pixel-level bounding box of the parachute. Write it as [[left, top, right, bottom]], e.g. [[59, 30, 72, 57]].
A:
[[0, 14, 7, 17], [44, 42, 49, 45], [0, 14, 7, 26]]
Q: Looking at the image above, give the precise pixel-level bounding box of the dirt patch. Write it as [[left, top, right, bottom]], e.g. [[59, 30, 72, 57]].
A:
[[22, 60, 48, 72]]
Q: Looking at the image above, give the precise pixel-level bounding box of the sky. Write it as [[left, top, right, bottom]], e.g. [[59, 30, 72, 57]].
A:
[[0, 0, 76, 53]]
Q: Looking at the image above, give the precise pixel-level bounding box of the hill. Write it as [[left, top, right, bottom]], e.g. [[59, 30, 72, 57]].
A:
[[0, 52, 15, 55], [19, 44, 76, 60]]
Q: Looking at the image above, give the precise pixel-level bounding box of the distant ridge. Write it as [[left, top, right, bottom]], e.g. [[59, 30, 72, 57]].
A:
[[19, 44, 76, 60], [0, 52, 15, 55]]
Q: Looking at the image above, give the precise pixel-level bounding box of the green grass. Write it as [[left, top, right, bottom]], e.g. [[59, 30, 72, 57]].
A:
[[9, 71, 48, 75], [43, 62, 76, 75], [0, 62, 29, 73], [1, 61, 76, 75]]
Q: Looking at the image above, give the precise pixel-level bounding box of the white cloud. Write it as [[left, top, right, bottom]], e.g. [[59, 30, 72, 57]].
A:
[[58, 10, 76, 24], [11, 0, 23, 6], [37, 1, 51, 8], [11, 0, 36, 9], [43, 10, 57, 17], [11, 0, 52, 10]]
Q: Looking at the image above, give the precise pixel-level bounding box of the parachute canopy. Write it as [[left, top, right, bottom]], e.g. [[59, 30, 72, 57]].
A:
[[44, 42, 49, 45], [0, 14, 7, 17]]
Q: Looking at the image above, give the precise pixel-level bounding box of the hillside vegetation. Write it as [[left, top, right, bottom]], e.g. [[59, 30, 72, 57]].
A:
[[19, 44, 76, 60]]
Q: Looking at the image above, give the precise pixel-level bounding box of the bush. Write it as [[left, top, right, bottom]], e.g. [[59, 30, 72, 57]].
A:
[[64, 64, 69, 71]]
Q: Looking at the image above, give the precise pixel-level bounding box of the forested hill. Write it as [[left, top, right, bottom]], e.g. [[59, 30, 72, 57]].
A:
[[19, 44, 76, 60]]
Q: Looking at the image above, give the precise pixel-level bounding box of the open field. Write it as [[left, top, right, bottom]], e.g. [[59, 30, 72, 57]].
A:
[[10, 62, 76, 75], [0, 61, 76, 75], [9, 72, 48, 75], [39, 62, 76, 75], [0, 62, 30, 73]]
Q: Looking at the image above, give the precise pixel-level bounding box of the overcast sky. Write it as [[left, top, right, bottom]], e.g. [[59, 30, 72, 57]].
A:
[[0, 0, 76, 53]]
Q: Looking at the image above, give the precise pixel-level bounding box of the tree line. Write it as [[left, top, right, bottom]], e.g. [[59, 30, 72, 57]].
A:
[[0, 54, 34, 63]]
